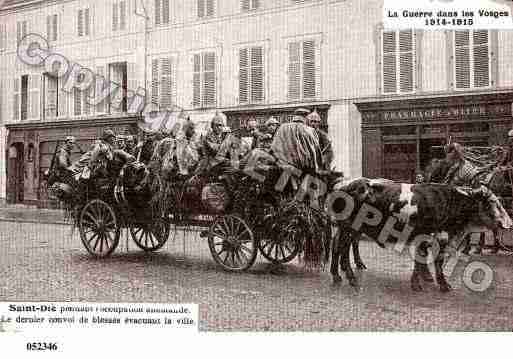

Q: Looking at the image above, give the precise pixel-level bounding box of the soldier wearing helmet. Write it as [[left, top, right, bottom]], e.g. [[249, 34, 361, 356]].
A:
[[306, 110, 334, 170], [195, 113, 228, 175], [256, 117, 280, 150], [54, 135, 76, 185]]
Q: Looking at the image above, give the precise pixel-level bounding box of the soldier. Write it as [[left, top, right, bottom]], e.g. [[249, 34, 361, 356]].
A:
[[70, 129, 116, 181], [443, 143, 479, 186], [498, 129, 513, 167], [194, 113, 226, 176], [125, 135, 137, 156], [307, 110, 334, 171], [54, 136, 76, 185], [258, 117, 280, 150]]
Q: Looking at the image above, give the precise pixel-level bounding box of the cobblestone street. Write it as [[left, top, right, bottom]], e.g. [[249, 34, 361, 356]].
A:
[[1, 218, 513, 331]]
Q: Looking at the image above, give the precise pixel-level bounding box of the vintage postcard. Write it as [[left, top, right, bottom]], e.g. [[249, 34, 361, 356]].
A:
[[0, 0, 512, 356]]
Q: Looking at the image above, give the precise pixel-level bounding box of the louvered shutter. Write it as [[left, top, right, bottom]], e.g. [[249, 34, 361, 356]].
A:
[[17, 22, 22, 43], [23, 21, 27, 38], [77, 9, 83, 36], [203, 52, 216, 106], [151, 59, 160, 107], [162, 0, 170, 24], [473, 30, 489, 88], [206, 0, 214, 16], [45, 75, 57, 119], [58, 77, 68, 117], [52, 15, 58, 41], [109, 64, 123, 113], [251, 46, 264, 102], [113, 3, 119, 31], [303, 40, 315, 98], [242, 0, 250, 11], [95, 66, 105, 114], [239, 48, 248, 103], [120, 1, 126, 30], [382, 31, 396, 94], [399, 30, 413, 93], [192, 54, 201, 107], [47, 16, 52, 42], [455, 30, 470, 89], [155, 0, 161, 25], [74, 88, 82, 116], [288, 42, 300, 100], [28, 75, 40, 120], [198, 0, 205, 18], [253, 0, 259, 9], [160, 57, 173, 109], [127, 62, 138, 113], [13, 78, 20, 121], [84, 8, 90, 36]]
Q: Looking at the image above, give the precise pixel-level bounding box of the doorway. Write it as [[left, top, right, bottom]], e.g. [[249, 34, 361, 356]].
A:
[[7, 143, 25, 204]]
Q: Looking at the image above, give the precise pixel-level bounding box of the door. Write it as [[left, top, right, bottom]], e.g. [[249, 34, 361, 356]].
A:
[[7, 143, 24, 203]]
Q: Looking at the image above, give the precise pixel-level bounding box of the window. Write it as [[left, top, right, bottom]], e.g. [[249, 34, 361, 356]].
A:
[[151, 57, 175, 110], [0, 23, 7, 51], [193, 52, 216, 108], [16, 20, 27, 44], [239, 46, 264, 103], [288, 40, 316, 100], [13, 74, 40, 121], [46, 15, 58, 41], [198, 0, 214, 18], [154, 0, 170, 25], [241, 0, 259, 11], [77, 8, 91, 37], [454, 30, 490, 89], [43, 73, 58, 119], [382, 29, 415, 94], [113, 1, 127, 31], [109, 62, 128, 113]]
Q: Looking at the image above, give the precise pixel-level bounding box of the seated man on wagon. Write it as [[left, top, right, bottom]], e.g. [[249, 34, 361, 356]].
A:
[[53, 136, 77, 186]]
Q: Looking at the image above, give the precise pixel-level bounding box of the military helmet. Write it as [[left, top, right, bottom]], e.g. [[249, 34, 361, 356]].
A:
[[294, 108, 310, 117], [102, 129, 116, 141]]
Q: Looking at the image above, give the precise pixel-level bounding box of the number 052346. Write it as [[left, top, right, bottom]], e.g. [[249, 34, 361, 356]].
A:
[[26, 342, 58, 351]]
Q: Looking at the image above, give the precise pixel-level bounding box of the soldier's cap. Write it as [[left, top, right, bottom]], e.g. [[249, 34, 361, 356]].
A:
[[102, 129, 116, 140], [65, 136, 76, 143], [508, 129, 513, 137], [294, 108, 311, 117], [265, 117, 280, 126]]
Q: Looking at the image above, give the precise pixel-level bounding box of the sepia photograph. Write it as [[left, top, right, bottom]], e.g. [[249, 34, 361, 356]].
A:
[[1, 0, 513, 344]]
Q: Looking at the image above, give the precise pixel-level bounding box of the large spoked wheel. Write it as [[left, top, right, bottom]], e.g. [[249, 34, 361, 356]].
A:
[[130, 219, 170, 252], [496, 228, 513, 252], [208, 214, 258, 272], [79, 199, 120, 258], [258, 225, 301, 264]]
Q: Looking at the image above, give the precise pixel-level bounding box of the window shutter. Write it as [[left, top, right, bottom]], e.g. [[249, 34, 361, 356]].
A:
[[242, 0, 250, 11], [28, 75, 40, 120], [192, 54, 201, 107], [206, 0, 214, 16], [198, 0, 205, 18], [252, 0, 260, 9], [0, 24, 5, 50], [23, 21, 27, 38], [52, 15, 58, 41], [251, 46, 264, 102], [84, 8, 90, 36], [45, 75, 58, 119], [473, 30, 489, 88], [58, 77, 68, 117], [151, 59, 160, 107], [17, 22, 22, 43], [155, 0, 161, 25], [288, 42, 300, 100], [109, 65, 123, 113], [203, 52, 216, 106], [47, 16, 52, 41], [127, 62, 138, 113], [162, 0, 170, 24], [454, 30, 470, 89], [77, 9, 83, 36], [302, 40, 315, 99], [399, 30, 413, 93], [113, 3, 119, 31], [382, 31, 396, 94], [239, 48, 248, 103], [74, 88, 82, 116], [13, 78, 20, 121], [95, 66, 105, 114], [120, 1, 127, 30], [160, 57, 173, 109]]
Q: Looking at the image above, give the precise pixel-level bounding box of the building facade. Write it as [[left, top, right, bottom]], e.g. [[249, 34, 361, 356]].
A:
[[0, 0, 512, 206]]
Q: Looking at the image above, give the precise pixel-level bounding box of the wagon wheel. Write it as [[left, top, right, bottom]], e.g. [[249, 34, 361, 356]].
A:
[[258, 224, 301, 264], [208, 214, 258, 271], [79, 199, 120, 258], [496, 227, 513, 252], [130, 219, 170, 252]]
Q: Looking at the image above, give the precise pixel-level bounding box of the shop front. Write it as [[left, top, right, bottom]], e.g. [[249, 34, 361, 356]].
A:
[[356, 92, 513, 182], [5, 116, 140, 208]]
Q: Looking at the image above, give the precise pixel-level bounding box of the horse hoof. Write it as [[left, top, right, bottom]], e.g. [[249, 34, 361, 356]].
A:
[[439, 283, 452, 293], [356, 263, 367, 270], [411, 282, 423, 292]]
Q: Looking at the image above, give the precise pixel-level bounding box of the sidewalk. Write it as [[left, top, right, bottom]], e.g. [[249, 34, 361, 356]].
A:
[[0, 205, 68, 225]]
